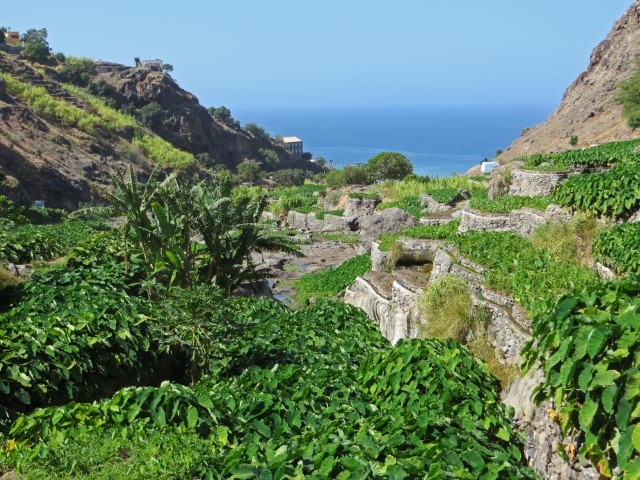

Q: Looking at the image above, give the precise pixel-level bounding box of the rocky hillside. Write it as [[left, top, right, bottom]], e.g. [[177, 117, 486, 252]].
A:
[[501, 1, 640, 161], [93, 63, 307, 170], [0, 51, 313, 210]]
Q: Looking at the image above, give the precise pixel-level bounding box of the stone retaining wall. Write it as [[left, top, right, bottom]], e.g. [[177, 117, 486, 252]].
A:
[[344, 275, 422, 345], [458, 205, 569, 237], [508, 169, 571, 197], [285, 211, 348, 232]]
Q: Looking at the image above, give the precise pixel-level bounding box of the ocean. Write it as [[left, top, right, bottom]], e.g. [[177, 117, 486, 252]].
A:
[[234, 105, 553, 177]]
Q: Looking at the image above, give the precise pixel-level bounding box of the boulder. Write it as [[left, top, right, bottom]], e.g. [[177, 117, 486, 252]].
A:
[[358, 207, 418, 247], [343, 197, 380, 230], [0, 77, 6, 97]]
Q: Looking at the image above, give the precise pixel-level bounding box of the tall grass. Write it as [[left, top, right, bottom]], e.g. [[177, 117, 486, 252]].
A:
[[374, 175, 484, 201]]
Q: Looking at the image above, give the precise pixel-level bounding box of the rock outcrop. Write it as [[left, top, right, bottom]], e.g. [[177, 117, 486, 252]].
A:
[[358, 208, 418, 246], [501, 2, 640, 161], [96, 65, 317, 172]]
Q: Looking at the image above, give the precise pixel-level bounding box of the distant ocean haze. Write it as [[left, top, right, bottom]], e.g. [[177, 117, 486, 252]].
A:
[[234, 105, 553, 177]]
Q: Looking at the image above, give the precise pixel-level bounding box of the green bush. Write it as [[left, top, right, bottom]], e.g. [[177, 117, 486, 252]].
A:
[[272, 168, 305, 187], [20, 28, 50, 64], [617, 59, 640, 128], [470, 191, 552, 213], [324, 168, 346, 189], [236, 159, 262, 183], [137, 102, 163, 128], [367, 152, 413, 181], [57, 57, 95, 86]]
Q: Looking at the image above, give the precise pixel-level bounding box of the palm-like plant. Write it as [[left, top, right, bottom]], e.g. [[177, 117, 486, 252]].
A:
[[73, 169, 302, 294]]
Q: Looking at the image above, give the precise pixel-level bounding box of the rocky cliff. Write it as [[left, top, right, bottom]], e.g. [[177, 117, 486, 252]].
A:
[[501, 1, 640, 161], [94, 64, 310, 171], [0, 52, 314, 209]]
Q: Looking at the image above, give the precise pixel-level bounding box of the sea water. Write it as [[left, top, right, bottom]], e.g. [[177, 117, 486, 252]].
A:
[[234, 105, 553, 177]]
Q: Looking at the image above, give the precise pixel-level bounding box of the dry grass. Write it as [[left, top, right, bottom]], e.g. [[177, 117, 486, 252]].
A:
[[0, 268, 22, 289], [532, 213, 600, 267], [419, 275, 519, 387], [419, 276, 474, 343]]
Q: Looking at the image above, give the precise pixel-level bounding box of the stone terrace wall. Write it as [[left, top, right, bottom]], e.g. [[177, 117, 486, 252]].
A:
[[508, 169, 572, 197]]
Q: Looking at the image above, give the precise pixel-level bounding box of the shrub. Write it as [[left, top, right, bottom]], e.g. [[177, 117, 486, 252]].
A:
[[236, 159, 262, 183], [244, 123, 270, 141], [87, 79, 111, 97], [366, 152, 413, 181], [138, 101, 163, 128], [570, 135, 579, 146], [207, 106, 231, 122], [377, 196, 423, 218], [343, 164, 371, 185], [617, 58, 640, 128], [324, 168, 346, 188], [531, 213, 599, 267], [57, 57, 95, 86], [272, 168, 305, 187]]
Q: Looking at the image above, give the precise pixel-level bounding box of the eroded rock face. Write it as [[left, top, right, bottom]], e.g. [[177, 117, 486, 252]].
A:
[[358, 208, 418, 247], [0, 77, 6, 97], [501, 2, 640, 160]]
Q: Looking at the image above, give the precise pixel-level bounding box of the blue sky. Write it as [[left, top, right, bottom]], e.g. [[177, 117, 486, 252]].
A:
[[2, 1, 632, 110]]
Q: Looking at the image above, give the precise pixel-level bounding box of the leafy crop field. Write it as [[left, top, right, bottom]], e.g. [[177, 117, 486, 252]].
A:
[[592, 223, 640, 275], [294, 254, 372, 304], [518, 138, 640, 170]]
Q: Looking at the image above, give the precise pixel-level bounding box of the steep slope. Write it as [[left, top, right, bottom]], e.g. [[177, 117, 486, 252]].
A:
[[501, 1, 640, 161], [94, 64, 312, 171], [0, 51, 316, 210]]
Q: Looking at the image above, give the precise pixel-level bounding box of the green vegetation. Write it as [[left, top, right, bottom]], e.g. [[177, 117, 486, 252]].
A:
[[314, 209, 344, 220], [244, 122, 270, 141], [1, 73, 103, 133], [366, 152, 413, 181], [132, 135, 194, 168], [2, 294, 533, 478], [553, 163, 640, 218], [455, 232, 597, 317], [57, 57, 96, 86], [378, 221, 460, 252], [62, 84, 137, 130], [236, 159, 262, 183], [272, 168, 305, 187], [137, 101, 163, 128], [469, 191, 552, 213], [207, 105, 231, 122], [617, 58, 640, 128], [75, 168, 299, 294], [294, 254, 371, 304], [377, 196, 423, 218], [531, 213, 599, 267], [20, 28, 50, 63], [0, 221, 104, 264], [348, 192, 380, 200], [593, 223, 640, 275], [519, 139, 640, 170], [425, 188, 463, 204], [522, 276, 640, 478]]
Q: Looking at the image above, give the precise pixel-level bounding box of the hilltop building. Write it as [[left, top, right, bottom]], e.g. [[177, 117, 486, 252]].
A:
[[282, 136, 303, 159], [134, 58, 163, 71], [5, 32, 20, 46]]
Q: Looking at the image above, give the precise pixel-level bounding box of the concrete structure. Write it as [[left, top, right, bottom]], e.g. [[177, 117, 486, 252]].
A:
[[134, 58, 163, 71], [282, 136, 303, 159], [5, 32, 20, 46]]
